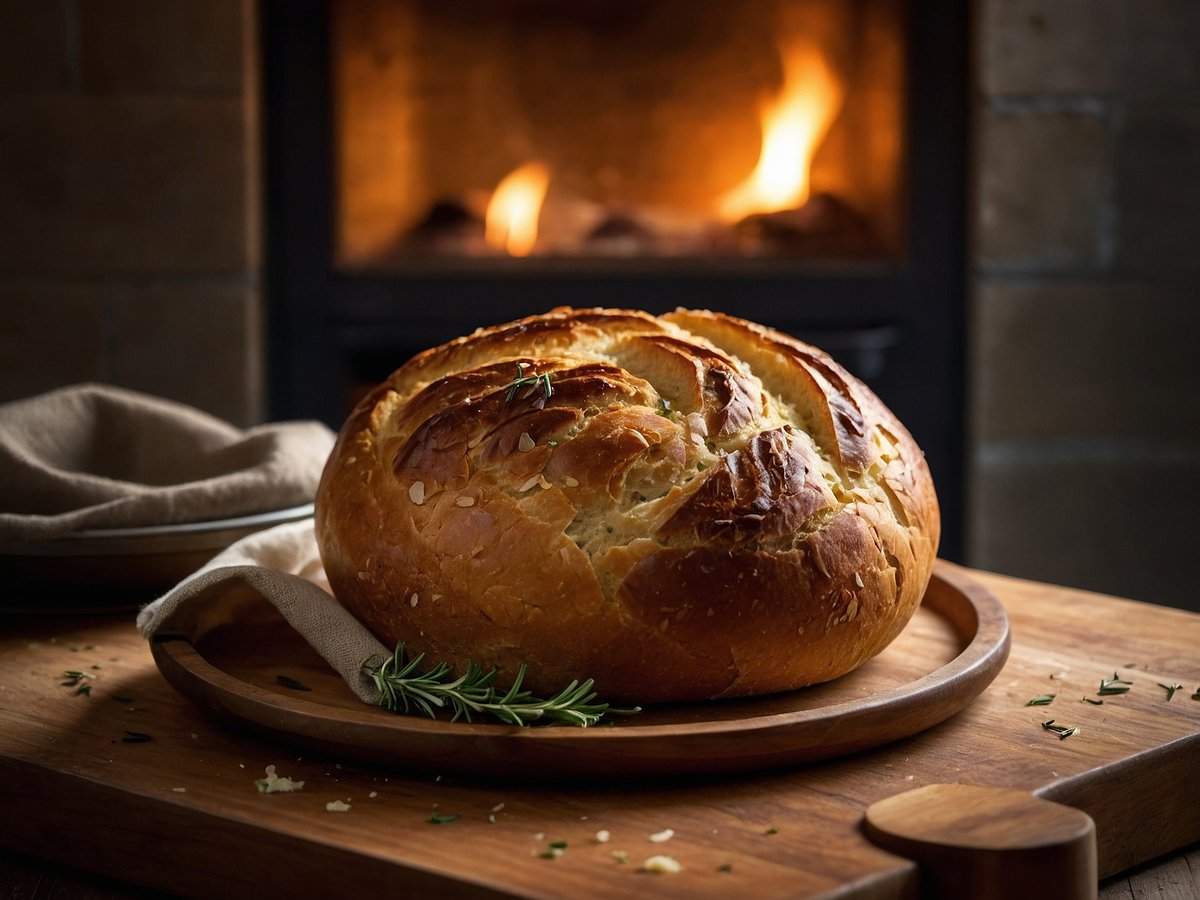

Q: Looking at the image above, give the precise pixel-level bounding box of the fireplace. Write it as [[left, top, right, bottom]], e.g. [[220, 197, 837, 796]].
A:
[[262, 1, 967, 558]]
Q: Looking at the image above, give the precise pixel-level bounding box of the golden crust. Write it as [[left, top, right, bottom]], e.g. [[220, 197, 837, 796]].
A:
[[314, 307, 940, 703]]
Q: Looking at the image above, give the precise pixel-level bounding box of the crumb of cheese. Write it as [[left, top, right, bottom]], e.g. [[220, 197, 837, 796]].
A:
[[326, 800, 351, 812], [648, 828, 674, 843], [255, 765, 305, 794]]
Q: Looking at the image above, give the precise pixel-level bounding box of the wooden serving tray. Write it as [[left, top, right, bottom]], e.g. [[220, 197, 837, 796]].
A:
[[148, 566, 1009, 778], [2, 563, 1198, 899]]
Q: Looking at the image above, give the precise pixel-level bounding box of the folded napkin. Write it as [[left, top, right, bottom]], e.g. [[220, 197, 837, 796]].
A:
[[0, 384, 335, 541], [137, 518, 386, 704]]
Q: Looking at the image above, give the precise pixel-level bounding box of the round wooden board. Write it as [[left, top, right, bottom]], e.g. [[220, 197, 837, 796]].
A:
[[150, 562, 1009, 778]]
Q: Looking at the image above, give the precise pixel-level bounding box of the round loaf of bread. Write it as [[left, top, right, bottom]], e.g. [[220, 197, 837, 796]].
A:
[[315, 308, 939, 703]]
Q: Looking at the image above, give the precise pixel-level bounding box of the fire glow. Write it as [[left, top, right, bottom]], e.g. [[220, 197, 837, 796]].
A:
[[479, 44, 846, 257], [484, 161, 550, 257], [716, 42, 845, 222]]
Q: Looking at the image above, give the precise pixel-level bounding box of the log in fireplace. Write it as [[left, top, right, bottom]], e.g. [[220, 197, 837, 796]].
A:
[[262, 0, 967, 558]]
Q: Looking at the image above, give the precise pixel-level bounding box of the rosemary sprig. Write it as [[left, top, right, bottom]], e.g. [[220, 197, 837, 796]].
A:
[[1026, 694, 1056, 706], [504, 363, 553, 408], [363, 644, 639, 727]]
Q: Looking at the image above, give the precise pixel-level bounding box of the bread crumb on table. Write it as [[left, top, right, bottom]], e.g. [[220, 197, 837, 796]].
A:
[[641, 855, 683, 874]]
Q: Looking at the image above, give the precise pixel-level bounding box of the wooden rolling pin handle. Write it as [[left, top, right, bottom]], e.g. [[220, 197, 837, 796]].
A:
[[863, 783, 1097, 900]]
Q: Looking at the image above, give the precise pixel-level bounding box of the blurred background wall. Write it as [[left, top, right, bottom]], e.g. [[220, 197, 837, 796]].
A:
[[0, 0, 1196, 610]]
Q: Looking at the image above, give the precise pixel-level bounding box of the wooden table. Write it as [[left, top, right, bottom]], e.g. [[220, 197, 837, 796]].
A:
[[2, 564, 1198, 898]]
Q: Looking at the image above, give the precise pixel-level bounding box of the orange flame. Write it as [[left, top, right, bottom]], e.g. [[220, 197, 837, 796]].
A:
[[485, 162, 550, 257], [716, 43, 844, 222]]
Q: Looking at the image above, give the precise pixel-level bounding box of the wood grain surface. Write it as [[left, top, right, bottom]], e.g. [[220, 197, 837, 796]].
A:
[[2, 562, 1199, 899]]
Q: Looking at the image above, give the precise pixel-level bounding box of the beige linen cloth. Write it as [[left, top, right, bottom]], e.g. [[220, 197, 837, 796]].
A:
[[0, 383, 384, 703], [136, 519, 386, 704], [0, 383, 335, 540]]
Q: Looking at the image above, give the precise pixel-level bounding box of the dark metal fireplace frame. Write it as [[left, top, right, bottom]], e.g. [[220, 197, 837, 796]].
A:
[[260, 1, 968, 560]]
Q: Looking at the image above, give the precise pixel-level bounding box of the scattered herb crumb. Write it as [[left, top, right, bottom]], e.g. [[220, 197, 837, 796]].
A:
[[111, 694, 134, 703], [61, 670, 94, 687], [1081, 697, 1104, 705], [122, 731, 153, 744], [612, 850, 629, 865], [275, 674, 312, 692], [765, 827, 780, 835], [1158, 682, 1183, 701], [717, 863, 734, 873], [1041, 720, 1079, 740], [1026, 694, 1055, 706], [428, 812, 459, 825], [1098, 673, 1132, 696], [255, 765, 305, 794], [540, 840, 568, 859], [75, 684, 92, 696]]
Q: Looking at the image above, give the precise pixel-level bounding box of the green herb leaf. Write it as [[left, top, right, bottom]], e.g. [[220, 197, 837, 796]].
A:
[[122, 731, 153, 743], [1158, 682, 1183, 701], [364, 643, 639, 728], [1026, 694, 1056, 706], [275, 674, 312, 692], [765, 827, 780, 835], [503, 363, 554, 408], [1041, 719, 1078, 740], [1081, 697, 1104, 705], [1098, 673, 1133, 696], [427, 812, 460, 825]]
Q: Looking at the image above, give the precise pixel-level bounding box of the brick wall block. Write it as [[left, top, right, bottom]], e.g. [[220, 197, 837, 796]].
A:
[[0, 97, 251, 276], [975, 109, 1112, 270], [970, 280, 1200, 443]]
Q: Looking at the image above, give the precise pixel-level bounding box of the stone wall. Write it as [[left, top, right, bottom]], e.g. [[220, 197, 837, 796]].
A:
[[0, 0, 262, 425], [969, 0, 1200, 609]]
